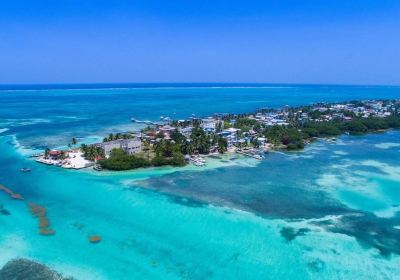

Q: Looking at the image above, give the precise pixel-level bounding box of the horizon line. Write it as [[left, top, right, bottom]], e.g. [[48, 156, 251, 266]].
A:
[[1, 82, 400, 91]]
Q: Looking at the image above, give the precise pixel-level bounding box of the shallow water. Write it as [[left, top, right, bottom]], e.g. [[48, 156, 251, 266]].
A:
[[1, 85, 400, 279]]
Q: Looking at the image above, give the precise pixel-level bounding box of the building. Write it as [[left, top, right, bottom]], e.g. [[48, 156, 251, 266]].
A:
[[179, 126, 193, 137], [159, 125, 176, 134], [95, 138, 142, 156], [219, 128, 241, 147], [200, 117, 219, 132], [48, 150, 63, 160]]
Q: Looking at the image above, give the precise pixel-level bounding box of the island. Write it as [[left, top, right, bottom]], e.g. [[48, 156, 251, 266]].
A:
[[35, 99, 400, 171]]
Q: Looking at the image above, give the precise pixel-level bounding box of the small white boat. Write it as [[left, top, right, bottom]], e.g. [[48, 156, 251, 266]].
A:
[[93, 165, 103, 171], [20, 167, 31, 172], [193, 161, 205, 166], [191, 156, 206, 166]]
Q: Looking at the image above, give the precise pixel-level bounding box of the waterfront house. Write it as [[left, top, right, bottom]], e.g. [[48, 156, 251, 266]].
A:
[[48, 150, 63, 160], [219, 128, 241, 147], [95, 138, 142, 156]]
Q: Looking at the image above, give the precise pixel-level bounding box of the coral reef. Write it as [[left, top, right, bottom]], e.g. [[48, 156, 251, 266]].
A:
[[0, 184, 24, 200], [28, 203, 56, 236], [0, 258, 72, 280]]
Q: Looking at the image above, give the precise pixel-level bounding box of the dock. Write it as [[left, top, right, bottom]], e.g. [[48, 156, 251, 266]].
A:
[[235, 150, 263, 160]]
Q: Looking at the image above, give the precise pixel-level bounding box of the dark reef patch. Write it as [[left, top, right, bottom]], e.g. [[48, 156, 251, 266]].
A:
[[311, 214, 400, 256], [133, 162, 355, 220], [0, 209, 10, 215], [280, 227, 310, 242], [0, 204, 10, 215], [0, 259, 72, 280]]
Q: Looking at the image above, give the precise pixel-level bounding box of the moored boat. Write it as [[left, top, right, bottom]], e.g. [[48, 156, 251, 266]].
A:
[[20, 167, 31, 172]]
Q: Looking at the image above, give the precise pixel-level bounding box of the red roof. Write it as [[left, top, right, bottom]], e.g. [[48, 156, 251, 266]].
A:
[[49, 150, 62, 155]]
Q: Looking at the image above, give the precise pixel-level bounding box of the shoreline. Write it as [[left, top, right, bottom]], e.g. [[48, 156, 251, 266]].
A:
[[24, 98, 400, 172]]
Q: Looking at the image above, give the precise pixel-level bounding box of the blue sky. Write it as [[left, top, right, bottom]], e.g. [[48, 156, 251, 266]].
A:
[[1, 0, 400, 85]]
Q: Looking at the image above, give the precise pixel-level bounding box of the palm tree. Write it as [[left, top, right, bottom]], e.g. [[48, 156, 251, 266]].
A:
[[44, 148, 50, 159], [143, 140, 151, 160], [71, 137, 77, 147]]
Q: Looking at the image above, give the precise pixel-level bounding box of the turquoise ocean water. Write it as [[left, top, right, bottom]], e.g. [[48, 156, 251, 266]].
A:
[[1, 84, 400, 279]]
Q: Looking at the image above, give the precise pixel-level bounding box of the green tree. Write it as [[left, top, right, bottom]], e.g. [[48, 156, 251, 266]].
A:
[[345, 120, 367, 135], [44, 148, 50, 159], [217, 136, 228, 153]]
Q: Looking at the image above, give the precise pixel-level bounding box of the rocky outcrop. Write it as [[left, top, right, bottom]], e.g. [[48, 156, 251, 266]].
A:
[[0, 259, 71, 280]]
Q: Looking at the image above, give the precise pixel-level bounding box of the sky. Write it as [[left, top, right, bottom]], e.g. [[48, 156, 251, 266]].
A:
[[0, 0, 400, 85]]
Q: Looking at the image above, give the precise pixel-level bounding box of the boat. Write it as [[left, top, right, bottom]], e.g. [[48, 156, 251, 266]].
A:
[[191, 156, 206, 166], [93, 165, 103, 171], [193, 161, 205, 166], [131, 118, 156, 125], [20, 167, 31, 172]]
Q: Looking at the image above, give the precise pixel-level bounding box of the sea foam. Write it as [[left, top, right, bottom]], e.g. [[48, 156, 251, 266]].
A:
[[374, 142, 400, 149], [0, 128, 9, 134]]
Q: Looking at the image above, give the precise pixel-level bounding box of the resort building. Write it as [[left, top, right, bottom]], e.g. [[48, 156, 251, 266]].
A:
[[47, 150, 63, 160], [179, 126, 193, 137], [200, 117, 219, 133], [159, 125, 176, 134], [95, 138, 142, 156], [219, 127, 241, 147]]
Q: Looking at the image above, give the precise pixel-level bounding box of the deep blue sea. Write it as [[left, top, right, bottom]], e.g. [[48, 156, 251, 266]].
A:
[[1, 84, 400, 279]]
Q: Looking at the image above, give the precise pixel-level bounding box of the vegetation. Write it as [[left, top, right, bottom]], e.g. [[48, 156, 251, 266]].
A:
[[261, 114, 400, 150], [217, 136, 228, 153], [103, 133, 135, 142], [98, 147, 185, 171], [189, 126, 211, 154], [81, 144, 105, 161], [88, 100, 400, 170], [263, 126, 304, 150], [98, 149, 150, 170], [44, 148, 50, 158], [234, 118, 258, 132], [71, 137, 77, 146]]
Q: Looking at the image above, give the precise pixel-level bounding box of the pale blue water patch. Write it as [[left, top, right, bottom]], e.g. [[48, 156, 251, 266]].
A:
[[314, 131, 400, 220], [337, 190, 388, 213]]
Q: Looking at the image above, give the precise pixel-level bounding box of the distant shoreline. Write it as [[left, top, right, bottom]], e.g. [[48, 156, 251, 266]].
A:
[[1, 83, 399, 91], [32, 99, 400, 172]]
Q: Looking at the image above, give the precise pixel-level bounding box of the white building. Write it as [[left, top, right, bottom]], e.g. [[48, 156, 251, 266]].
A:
[[95, 138, 142, 156], [200, 117, 219, 132]]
